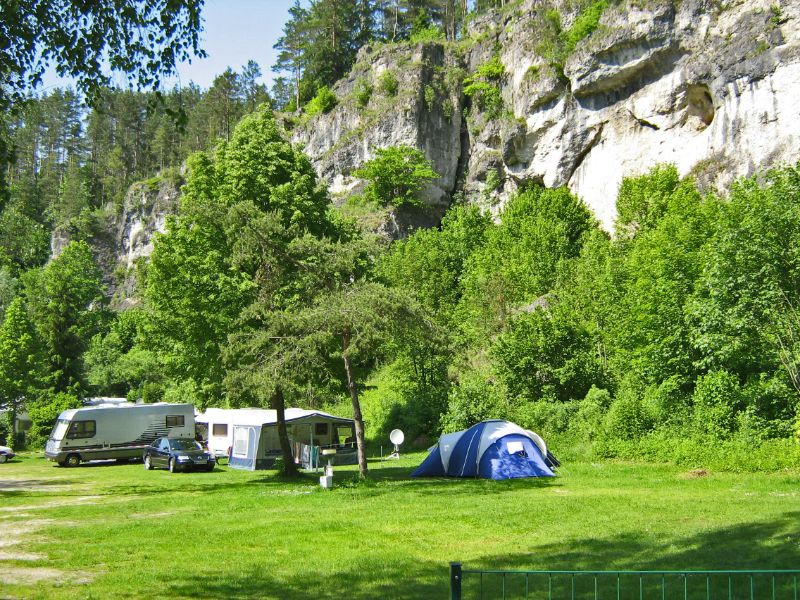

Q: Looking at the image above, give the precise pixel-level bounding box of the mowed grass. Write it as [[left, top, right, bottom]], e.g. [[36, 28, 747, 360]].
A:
[[0, 453, 799, 599]]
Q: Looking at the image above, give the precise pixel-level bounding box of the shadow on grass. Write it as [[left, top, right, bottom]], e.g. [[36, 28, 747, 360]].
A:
[[0, 477, 83, 499], [163, 557, 449, 600], [160, 514, 800, 599], [459, 512, 800, 598], [93, 464, 561, 500]]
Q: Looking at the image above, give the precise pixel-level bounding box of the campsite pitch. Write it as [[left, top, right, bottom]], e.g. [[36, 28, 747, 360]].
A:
[[0, 454, 798, 599]]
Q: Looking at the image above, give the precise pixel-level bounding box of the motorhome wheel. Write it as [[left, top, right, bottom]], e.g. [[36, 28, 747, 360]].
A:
[[65, 454, 81, 468]]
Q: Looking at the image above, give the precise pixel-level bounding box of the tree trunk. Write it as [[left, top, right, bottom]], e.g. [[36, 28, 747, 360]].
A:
[[342, 328, 368, 477], [272, 387, 298, 476]]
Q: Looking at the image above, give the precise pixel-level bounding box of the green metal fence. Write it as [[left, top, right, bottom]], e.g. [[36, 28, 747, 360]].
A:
[[449, 564, 800, 600]]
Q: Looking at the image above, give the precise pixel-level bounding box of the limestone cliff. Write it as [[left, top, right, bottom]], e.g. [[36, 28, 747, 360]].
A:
[[293, 0, 800, 230]]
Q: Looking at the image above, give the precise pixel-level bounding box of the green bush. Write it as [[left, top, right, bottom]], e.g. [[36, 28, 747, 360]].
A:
[[574, 385, 611, 439], [352, 145, 439, 208], [692, 370, 743, 438], [26, 392, 81, 448], [440, 370, 508, 433], [594, 429, 800, 473], [424, 85, 435, 110], [463, 56, 505, 119], [354, 78, 372, 108], [641, 376, 690, 427], [304, 86, 337, 118], [604, 384, 652, 440], [514, 399, 579, 436], [410, 25, 444, 43], [562, 0, 608, 55], [378, 71, 398, 96], [794, 408, 800, 444]]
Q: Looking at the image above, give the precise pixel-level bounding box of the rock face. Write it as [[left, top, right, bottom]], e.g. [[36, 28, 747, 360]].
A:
[[293, 0, 800, 230], [111, 176, 181, 305]]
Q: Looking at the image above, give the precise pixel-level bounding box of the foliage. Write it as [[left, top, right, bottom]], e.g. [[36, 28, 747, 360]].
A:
[[562, 0, 608, 55], [354, 78, 373, 107], [25, 391, 81, 447], [352, 145, 439, 208], [378, 70, 399, 96], [492, 304, 608, 404], [457, 185, 596, 341], [615, 164, 681, 239], [22, 241, 106, 394], [0, 297, 42, 447], [440, 368, 508, 433], [410, 24, 445, 43], [0, 0, 205, 202], [304, 86, 337, 118], [463, 56, 505, 119]]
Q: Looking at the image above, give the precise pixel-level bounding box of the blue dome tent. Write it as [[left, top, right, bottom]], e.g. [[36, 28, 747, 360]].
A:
[[411, 420, 557, 480]]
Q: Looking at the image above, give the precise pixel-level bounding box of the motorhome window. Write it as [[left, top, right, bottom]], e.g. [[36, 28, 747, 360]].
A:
[[166, 415, 185, 427], [212, 424, 228, 437], [314, 422, 328, 436], [51, 420, 70, 441], [67, 420, 96, 439]]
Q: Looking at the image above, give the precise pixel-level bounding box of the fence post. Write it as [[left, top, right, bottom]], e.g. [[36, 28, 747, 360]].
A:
[[451, 562, 463, 600]]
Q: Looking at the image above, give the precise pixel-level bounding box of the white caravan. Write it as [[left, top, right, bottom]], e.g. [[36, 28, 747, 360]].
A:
[[195, 407, 268, 458], [44, 402, 195, 467], [195, 407, 357, 465]]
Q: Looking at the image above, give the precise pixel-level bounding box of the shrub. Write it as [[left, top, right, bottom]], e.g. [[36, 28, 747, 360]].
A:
[[378, 71, 398, 96], [574, 385, 611, 439], [410, 25, 444, 43], [515, 399, 579, 436], [604, 385, 652, 440], [304, 86, 337, 118], [641, 376, 690, 427], [692, 370, 743, 438], [424, 85, 435, 110], [26, 392, 81, 448], [352, 145, 439, 208], [440, 370, 508, 433], [463, 56, 505, 119], [354, 78, 372, 108]]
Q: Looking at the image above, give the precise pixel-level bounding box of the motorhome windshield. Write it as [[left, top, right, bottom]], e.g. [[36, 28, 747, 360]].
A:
[[50, 419, 70, 441]]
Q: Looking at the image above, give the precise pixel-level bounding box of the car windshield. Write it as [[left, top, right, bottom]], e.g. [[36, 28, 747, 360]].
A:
[[169, 439, 202, 451], [50, 419, 70, 441]]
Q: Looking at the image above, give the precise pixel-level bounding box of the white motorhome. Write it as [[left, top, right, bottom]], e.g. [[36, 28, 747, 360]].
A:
[[44, 402, 195, 467]]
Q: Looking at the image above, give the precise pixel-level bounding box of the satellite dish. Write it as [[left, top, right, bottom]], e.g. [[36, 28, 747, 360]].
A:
[[388, 429, 404, 459]]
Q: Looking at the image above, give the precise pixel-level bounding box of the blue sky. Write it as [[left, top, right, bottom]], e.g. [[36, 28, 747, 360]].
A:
[[41, 0, 298, 93]]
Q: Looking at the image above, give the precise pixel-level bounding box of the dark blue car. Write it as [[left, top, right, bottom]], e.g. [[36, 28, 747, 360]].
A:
[[143, 437, 215, 473]]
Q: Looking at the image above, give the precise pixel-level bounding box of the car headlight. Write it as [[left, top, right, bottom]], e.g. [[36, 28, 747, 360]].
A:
[[177, 455, 189, 461]]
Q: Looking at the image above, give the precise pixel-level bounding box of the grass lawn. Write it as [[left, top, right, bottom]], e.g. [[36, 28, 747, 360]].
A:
[[0, 452, 798, 599]]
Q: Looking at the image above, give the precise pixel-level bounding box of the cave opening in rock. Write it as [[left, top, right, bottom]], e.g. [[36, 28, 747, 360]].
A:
[[686, 83, 715, 127]]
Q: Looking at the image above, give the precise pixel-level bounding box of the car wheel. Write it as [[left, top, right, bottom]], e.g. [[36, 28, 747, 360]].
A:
[[168, 458, 178, 473], [65, 454, 81, 468], [205, 464, 214, 472], [144, 455, 153, 470], [0, 454, 7, 464]]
